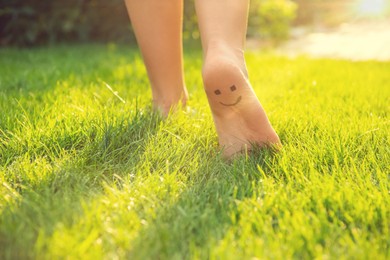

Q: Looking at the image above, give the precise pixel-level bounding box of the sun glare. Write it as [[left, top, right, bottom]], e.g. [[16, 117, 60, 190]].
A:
[[355, 0, 388, 16]]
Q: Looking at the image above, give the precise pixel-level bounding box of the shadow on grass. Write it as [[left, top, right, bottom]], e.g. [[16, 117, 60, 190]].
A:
[[126, 149, 280, 259], [0, 102, 281, 259], [0, 109, 163, 259]]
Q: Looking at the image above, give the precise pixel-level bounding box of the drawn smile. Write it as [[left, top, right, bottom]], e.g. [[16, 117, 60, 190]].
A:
[[219, 96, 242, 106]]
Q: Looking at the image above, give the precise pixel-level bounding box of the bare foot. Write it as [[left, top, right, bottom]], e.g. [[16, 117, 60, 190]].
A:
[[202, 51, 280, 158], [152, 87, 188, 116]]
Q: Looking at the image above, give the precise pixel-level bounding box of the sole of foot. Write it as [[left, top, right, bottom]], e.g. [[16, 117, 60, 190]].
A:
[[202, 54, 281, 159]]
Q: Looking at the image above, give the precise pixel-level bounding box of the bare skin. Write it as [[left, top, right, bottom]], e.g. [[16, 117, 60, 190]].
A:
[[195, 0, 280, 157], [124, 0, 188, 115], [125, 0, 280, 158]]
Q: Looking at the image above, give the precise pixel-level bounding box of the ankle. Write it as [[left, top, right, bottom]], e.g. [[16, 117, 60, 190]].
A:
[[202, 46, 248, 91], [152, 87, 188, 116], [203, 41, 248, 80]]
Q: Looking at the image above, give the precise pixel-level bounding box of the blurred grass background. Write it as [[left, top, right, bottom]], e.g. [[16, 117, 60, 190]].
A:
[[2, 0, 390, 47]]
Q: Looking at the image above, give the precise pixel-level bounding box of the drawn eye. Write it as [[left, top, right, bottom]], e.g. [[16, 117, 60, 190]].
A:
[[214, 89, 221, 95], [230, 85, 237, 91]]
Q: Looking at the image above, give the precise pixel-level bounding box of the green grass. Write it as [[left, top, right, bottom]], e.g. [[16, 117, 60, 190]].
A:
[[0, 44, 389, 259]]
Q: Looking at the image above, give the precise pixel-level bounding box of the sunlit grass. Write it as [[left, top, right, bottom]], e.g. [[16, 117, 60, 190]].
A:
[[0, 44, 389, 259]]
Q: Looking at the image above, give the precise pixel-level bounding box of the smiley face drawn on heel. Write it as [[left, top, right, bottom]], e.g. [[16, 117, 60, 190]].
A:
[[214, 85, 242, 106]]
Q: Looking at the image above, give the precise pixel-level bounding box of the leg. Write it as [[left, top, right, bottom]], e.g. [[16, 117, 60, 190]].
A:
[[195, 0, 280, 158], [124, 0, 188, 116]]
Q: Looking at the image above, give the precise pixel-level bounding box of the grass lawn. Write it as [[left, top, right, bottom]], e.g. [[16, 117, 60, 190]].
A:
[[0, 44, 389, 259]]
